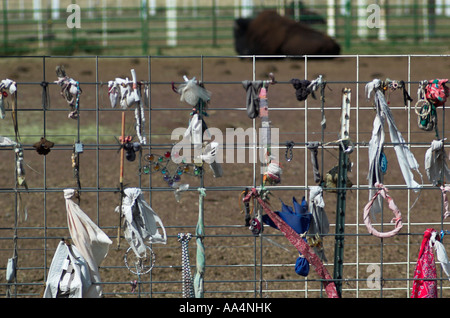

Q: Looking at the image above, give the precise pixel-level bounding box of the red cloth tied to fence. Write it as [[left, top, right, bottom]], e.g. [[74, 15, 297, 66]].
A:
[[411, 228, 438, 298], [243, 188, 339, 298]]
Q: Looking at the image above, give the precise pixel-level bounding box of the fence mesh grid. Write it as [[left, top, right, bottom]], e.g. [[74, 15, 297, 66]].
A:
[[1, 54, 450, 298]]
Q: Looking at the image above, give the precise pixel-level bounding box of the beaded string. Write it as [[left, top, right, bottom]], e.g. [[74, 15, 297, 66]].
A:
[[178, 233, 194, 298]]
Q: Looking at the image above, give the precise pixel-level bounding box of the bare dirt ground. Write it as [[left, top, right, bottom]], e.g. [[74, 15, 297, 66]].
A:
[[1, 55, 450, 299]]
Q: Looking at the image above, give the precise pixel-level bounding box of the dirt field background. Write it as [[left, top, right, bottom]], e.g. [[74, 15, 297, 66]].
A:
[[1, 54, 450, 298]]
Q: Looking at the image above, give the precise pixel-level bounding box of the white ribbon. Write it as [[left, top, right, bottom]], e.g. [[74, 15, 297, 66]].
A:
[[308, 186, 330, 262], [366, 79, 422, 217]]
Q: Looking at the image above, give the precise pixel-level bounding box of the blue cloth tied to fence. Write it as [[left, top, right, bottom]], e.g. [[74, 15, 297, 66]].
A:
[[263, 197, 312, 276], [263, 196, 311, 235]]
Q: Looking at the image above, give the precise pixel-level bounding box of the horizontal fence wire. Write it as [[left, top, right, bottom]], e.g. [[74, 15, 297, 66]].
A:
[[0, 54, 450, 298]]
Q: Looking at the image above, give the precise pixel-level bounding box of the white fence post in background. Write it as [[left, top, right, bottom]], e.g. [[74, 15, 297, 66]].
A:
[[327, 0, 336, 37], [241, 0, 253, 18], [33, 0, 43, 48], [378, 0, 387, 40], [166, 0, 178, 47], [52, 0, 59, 19], [357, 0, 368, 38], [103, 0, 108, 47]]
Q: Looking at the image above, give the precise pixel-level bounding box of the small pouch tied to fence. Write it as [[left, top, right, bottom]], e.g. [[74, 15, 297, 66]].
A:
[[116, 188, 167, 259], [363, 183, 403, 238], [43, 240, 92, 298], [64, 188, 112, 298]]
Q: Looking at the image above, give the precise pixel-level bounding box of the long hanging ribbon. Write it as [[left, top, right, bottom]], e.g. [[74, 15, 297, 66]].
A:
[[243, 188, 339, 298], [366, 79, 422, 217], [194, 188, 206, 298]]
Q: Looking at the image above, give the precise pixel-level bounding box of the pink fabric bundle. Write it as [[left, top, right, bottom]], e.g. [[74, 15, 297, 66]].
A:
[[364, 183, 403, 238]]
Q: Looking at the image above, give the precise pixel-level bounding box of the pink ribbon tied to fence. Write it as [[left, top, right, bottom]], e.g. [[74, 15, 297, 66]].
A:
[[243, 188, 339, 298], [364, 183, 403, 238]]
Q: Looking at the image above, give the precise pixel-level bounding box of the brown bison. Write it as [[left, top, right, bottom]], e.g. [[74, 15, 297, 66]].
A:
[[233, 10, 340, 56]]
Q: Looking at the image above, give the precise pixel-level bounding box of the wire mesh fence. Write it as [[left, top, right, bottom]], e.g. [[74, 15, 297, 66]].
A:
[[1, 54, 450, 298]]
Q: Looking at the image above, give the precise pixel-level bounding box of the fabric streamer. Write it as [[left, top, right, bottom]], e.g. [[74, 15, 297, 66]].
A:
[[43, 240, 92, 298], [64, 189, 112, 298], [366, 79, 422, 217], [243, 188, 339, 298], [363, 183, 403, 238], [307, 142, 321, 183], [194, 188, 206, 298], [242, 80, 263, 118], [308, 186, 330, 262], [441, 185, 450, 219], [425, 139, 450, 186], [115, 188, 167, 259]]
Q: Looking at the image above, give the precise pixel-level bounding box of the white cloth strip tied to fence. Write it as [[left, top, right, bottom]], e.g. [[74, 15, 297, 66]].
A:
[[425, 139, 450, 186], [363, 183, 403, 238], [308, 186, 329, 262], [64, 189, 112, 298], [44, 240, 92, 298], [366, 79, 422, 217], [115, 188, 167, 259]]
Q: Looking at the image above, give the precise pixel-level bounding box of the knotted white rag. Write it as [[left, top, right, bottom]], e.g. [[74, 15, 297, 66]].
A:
[[176, 76, 211, 106], [116, 188, 167, 258], [308, 186, 329, 262], [64, 189, 112, 298], [366, 79, 422, 217], [430, 231, 450, 280], [425, 139, 450, 186]]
